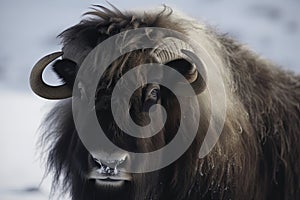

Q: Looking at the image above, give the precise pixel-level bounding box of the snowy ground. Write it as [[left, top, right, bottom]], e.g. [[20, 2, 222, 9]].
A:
[[0, 0, 299, 199]]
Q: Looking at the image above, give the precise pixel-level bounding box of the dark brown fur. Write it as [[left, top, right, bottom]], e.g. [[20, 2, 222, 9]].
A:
[[39, 5, 300, 200]]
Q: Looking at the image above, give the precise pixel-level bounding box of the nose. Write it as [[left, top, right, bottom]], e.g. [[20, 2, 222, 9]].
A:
[[92, 152, 128, 175]]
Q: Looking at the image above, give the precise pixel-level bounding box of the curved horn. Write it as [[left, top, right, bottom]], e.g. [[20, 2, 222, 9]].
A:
[[152, 37, 192, 64], [151, 37, 207, 94], [30, 52, 72, 99]]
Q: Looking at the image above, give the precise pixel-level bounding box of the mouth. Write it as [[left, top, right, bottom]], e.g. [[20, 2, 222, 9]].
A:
[[94, 178, 126, 187]]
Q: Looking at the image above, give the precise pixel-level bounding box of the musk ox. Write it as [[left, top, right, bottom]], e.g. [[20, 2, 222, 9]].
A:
[[30, 5, 300, 200]]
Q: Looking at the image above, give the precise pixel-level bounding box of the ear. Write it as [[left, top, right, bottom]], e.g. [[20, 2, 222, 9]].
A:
[[52, 59, 79, 89]]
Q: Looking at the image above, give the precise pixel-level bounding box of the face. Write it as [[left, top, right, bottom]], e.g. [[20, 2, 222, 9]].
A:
[[67, 50, 200, 198]]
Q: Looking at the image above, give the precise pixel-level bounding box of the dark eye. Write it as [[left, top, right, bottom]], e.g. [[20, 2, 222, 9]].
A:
[[150, 88, 159, 99], [143, 86, 160, 112]]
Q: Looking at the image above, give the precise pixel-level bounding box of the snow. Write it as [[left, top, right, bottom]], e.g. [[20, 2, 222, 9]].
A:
[[0, 90, 53, 199], [0, 0, 299, 199]]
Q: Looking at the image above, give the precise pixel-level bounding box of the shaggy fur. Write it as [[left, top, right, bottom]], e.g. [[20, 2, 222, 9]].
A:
[[39, 5, 300, 200]]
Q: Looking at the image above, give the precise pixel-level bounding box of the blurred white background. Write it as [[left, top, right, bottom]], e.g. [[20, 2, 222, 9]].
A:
[[0, 0, 299, 199]]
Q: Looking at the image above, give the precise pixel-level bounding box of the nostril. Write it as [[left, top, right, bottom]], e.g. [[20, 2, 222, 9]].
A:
[[92, 157, 102, 168]]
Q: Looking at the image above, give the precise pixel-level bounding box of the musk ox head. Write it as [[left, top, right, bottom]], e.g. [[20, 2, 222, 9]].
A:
[[30, 4, 300, 200]]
